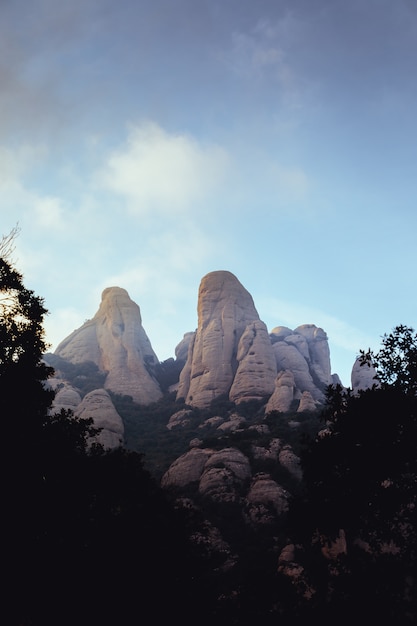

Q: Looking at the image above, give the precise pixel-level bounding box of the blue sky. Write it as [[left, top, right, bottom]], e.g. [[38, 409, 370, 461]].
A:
[[1, 0, 417, 387]]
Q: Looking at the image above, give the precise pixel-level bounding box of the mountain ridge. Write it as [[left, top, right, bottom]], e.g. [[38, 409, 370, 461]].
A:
[[45, 270, 375, 452]]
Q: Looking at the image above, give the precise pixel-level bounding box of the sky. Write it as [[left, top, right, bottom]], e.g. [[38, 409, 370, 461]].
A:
[[1, 0, 417, 387]]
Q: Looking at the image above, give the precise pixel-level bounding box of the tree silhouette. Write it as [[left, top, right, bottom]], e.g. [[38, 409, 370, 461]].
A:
[[286, 327, 417, 623], [0, 245, 203, 626]]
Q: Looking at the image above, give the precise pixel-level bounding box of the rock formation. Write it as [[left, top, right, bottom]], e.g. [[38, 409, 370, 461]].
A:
[[174, 331, 195, 364], [351, 356, 379, 393], [269, 324, 333, 406], [245, 474, 290, 524], [50, 382, 82, 413], [75, 388, 124, 449], [176, 271, 276, 408], [265, 370, 296, 413], [54, 287, 162, 405], [161, 439, 302, 528]]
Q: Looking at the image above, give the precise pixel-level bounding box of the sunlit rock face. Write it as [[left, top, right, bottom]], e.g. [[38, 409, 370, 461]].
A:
[[54, 287, 162, 405], [75, 388, 124, 449], [269, 324, 333, 405], [176, 271, 276, 408], [175, 331, 195, 364]]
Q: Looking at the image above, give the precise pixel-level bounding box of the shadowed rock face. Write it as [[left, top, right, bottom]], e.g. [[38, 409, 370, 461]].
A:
[[75, 388, 124, 449], [176, 271, 276, 408], [54, 287, 162, 405]]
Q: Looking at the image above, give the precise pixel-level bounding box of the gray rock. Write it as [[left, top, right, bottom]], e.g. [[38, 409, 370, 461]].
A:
[[245, 473, 290, 524], [216, 413, 246, 432], [52, 383, 82, 413], [75, 388, 124, 449], [166, 409, 193, 430], [295, 324, 332, 387], [278, 446, 303, 481], [161, 446, 252, 505], [198, 415, 225, 429], [265, 370, 295, 413], [351, 357, 379, 393], [199, 448, 252, 503], [177, 271, 276, 408], [55, 287, 162, 405], [229, 320, 277, 404], [272, 340, 320, 400], [175, 331, 195, 363], [270, 324, 333, 405], [270, 326, 293, 343], [297, 390, 319, 413], [161, 447, 213, 489]]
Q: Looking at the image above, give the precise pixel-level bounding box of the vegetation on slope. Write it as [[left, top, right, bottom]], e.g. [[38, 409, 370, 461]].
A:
[[2, 227, 416, 625]]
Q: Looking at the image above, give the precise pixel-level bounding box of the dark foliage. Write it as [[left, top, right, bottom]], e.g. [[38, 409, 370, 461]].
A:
[[109, 391, 203, 479], [43, 352, 108, 397], [286, 326, 417, 623], [152, 356, 184, 391], [360, 323, 417, 394], [0, 253, 207, 626], [4, 234, 416, 625]]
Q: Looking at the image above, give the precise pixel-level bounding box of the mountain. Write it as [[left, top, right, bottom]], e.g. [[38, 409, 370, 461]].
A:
[[40, 271, 412, 623], [54, 286, 162, 405], [44, 270, 352, 450], [177, 270, 277, 407], [177, 270, 340, 410]]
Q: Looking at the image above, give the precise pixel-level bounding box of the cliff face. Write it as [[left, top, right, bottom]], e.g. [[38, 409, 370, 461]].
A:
[[176, 271, 336, 410], [265, 324, 337, 412], [176, 271, 277, 408], [54, 286, 162, 405]]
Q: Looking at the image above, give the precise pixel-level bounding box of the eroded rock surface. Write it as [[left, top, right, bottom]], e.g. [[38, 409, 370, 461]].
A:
[[55, 287, 162, 405], [270, 324, 333, 406], [75, 388, 124, 449], [245, 473, 290, 524], [265, 370, 296, 413], [351, 357, 379, 393], [176, 271, 276, 408], [51, 382, 82, 413]]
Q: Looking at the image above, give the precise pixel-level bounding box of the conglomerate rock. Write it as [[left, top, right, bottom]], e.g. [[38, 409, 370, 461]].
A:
[[75, 388, 124, 449], [176, 271, 276, 408], [54, 287, 162, 405], [351, 356, 379, 393]]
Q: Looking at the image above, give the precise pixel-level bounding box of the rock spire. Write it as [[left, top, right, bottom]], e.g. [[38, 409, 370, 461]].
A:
[[54, 287, 162, 405], [176, 271, 277, 408]]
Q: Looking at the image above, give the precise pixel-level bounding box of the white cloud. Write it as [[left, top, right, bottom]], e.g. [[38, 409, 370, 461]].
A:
[[33, 196, 66, 230], [97, 122, 230, 215], [0, 144, 47, 183]]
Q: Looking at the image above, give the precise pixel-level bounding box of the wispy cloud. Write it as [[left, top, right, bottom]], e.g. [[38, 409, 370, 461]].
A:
[[217, 15, 307, 109], [96, 121, 231, 215]]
